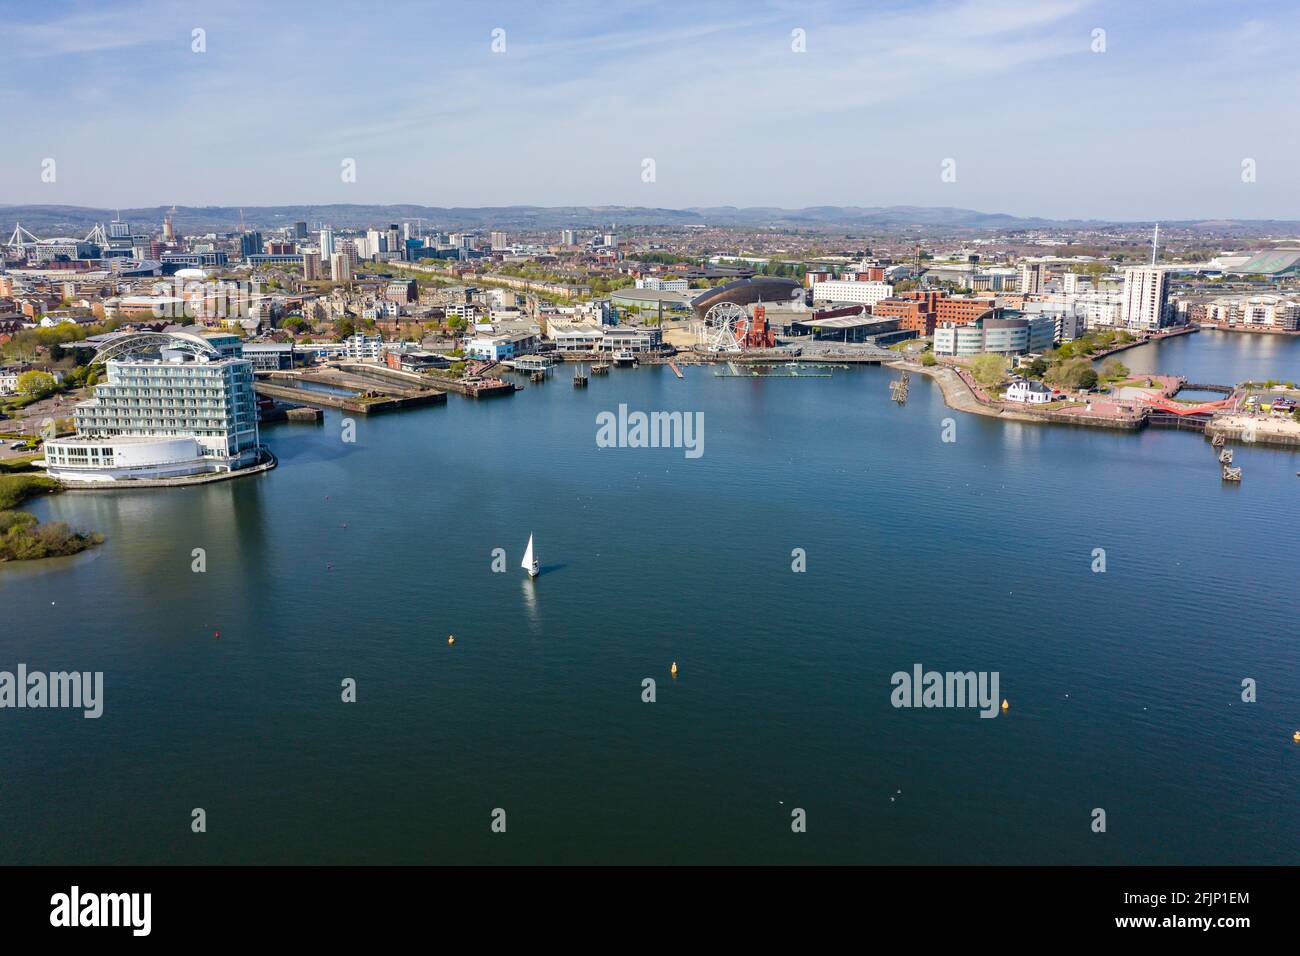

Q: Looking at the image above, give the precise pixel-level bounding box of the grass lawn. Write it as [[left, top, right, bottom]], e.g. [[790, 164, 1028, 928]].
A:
[[0, 455, 41, 474]]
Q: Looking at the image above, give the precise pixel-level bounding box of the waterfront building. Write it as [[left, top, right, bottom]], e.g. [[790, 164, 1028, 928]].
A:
[[1202, 294, 1300, 331], [600, 326, 662, 353], [1076, 291, 1124, 330], [241, 342, 298, 370], [1121, 267, 1170, 330], [874, 293, 938, 336], [1005, 379, 1053, 404], [342, 333, 384, 361], [42, 331, 261, 483], [552, 327, 605, 352], [932, 315, 1055, 357], [465, 332, 539, 361]]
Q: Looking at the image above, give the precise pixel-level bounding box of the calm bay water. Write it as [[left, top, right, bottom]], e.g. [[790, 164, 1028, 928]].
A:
[[1117, 327, 1299, 385], [2, 334, 1299, 864]]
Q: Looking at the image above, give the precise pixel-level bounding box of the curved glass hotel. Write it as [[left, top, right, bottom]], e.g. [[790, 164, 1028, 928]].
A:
[[42, 331, 262, 483]]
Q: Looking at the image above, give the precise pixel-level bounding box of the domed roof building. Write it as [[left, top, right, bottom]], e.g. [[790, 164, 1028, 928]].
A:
[[690, 277, 803, 317]]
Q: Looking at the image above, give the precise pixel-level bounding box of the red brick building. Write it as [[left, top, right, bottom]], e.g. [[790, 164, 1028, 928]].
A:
[[873, 297, 935, 336]]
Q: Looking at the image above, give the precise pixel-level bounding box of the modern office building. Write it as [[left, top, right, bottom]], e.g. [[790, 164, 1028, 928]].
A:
[[809, 279, 894, 307], [933, 315, 1055, 357], [465, 332, 540, 361], [162, 251, 229, 268], [320, 227, 335, 259], [635, 276, 689, 292], [42, 331, 262, 483]]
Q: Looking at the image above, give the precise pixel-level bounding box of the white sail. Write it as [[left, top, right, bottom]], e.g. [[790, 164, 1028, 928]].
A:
[[522, 535, 537, 575]]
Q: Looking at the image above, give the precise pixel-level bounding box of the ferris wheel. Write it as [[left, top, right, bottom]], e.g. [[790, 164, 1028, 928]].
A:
[[700, 301, 747, 352]]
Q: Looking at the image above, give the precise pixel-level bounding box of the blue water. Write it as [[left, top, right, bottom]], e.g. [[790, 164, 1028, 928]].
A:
[[2, 334, 1299, 864], [1119, 328, 1300, 385]]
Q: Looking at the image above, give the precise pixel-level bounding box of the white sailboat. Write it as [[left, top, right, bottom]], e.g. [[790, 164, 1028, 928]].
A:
[[522, 534, 539, 578]]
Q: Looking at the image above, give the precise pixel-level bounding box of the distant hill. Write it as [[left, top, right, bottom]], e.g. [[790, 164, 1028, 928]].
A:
[[2, 203, 1298, 236]]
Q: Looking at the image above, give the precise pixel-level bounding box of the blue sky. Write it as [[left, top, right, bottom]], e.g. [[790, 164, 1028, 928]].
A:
[[2, 0, 1297, 220]]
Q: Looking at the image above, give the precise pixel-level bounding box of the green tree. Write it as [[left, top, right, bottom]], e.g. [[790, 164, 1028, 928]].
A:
[[920, 351, 937, 367], [16, 371, 57, 398], [970, 353, 1009, 386], [1047, 359, 1099, 390], [1100, 358, 1129, 380]]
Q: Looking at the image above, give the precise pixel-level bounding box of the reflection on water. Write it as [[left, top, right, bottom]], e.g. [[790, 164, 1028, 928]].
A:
[[520, 576, 541, 631]]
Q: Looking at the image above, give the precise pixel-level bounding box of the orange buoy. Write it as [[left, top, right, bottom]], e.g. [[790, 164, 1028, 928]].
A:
[[670, 661, 678, 677], [448, 635, 455, 646], [1001, 699, 1009, 712]]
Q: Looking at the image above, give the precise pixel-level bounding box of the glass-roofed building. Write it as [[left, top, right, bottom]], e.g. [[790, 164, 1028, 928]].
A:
[[42, 331, 262, 483]]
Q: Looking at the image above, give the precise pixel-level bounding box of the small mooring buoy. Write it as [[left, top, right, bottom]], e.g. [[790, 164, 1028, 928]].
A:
[[1001, 699, 1009, 712], [1293, 730, 1300, 743], [670, 661, 678, 677], [448, 635, 455, 646]]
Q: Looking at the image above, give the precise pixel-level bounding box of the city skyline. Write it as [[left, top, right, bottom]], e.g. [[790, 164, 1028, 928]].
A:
[[4, 0, 1300, 220]]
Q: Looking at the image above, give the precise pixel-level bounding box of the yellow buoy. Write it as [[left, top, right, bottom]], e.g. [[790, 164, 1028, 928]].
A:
[[670, 661, 678, 677], [1293, 730, 1300, 743], [1001, 699, 1009, 712], [448, 635, 455, 646]]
